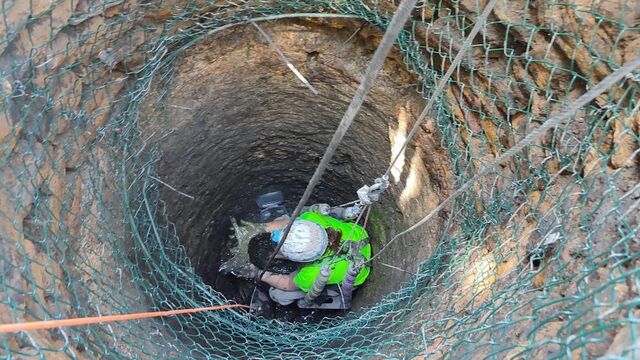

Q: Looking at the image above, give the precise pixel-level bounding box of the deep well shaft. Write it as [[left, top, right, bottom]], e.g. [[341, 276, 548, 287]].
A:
[[0, 1, 638, 358]]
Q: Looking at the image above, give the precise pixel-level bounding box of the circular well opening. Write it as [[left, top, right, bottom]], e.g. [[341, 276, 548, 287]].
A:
[[140, 19, 454, 317]]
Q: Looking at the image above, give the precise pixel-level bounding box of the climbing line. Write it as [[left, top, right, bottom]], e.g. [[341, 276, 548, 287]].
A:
[[384, 0, 499, 178], [328, 203, 370, 266], [0, 304, 249, 334], [250, 21, 319, 95], [369, 54, 640, 264], [255, 0, 419, 282]]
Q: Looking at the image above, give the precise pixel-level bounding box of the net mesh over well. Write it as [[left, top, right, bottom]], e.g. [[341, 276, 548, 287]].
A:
[[1, 0, 639, 358]]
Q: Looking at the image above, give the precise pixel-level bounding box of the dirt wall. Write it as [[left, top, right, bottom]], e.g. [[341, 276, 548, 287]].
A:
[[0, 0, 637, 357]]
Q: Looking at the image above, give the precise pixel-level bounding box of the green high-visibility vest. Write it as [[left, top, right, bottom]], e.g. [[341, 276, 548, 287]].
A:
[[293, 212, 371, 292]]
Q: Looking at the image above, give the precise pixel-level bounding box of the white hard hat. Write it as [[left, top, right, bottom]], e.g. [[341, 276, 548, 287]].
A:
[[277, 220, 328, 262]]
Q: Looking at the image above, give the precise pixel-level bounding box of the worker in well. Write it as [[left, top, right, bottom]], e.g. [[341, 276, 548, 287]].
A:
[[229, 210, 371, 306]]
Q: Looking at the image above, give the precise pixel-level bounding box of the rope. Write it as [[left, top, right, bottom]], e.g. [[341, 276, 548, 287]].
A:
[[0, 304, 249, 333], [255, 0, 419, 282], [369, 54, 640, 263], [384, 0, 500, 178], [250, 21, 319, 95]]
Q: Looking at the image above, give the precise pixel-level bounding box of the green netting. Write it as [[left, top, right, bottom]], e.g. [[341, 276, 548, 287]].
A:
[[1, 0, 639, 358]]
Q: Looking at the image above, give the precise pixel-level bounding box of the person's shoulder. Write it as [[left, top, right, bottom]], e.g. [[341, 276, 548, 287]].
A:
[[299, 211, 332, 225], [342, 223, 368, 240]]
